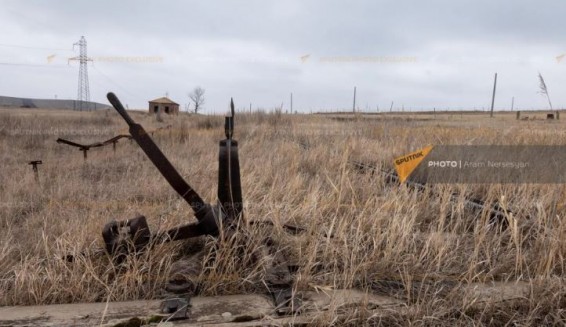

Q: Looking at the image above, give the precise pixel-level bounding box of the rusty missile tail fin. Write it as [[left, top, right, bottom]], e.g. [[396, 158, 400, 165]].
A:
[[225, 98, 235, 140], [218, 98, 243, 225]]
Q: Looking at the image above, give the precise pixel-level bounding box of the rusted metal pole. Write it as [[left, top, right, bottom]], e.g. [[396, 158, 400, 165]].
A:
[[28, 160, 42, 183]]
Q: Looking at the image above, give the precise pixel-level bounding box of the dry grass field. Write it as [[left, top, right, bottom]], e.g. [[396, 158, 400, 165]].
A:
[[1, 107, 566, 326]]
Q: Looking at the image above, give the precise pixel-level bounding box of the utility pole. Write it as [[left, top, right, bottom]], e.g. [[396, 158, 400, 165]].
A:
[[290, 92, 293, 112], [353, 86, 356, 113], [490, 73, 497, 118], [511, 96, 514, 111], [390, 101, 394, 112], [68, 36, 92, 111]]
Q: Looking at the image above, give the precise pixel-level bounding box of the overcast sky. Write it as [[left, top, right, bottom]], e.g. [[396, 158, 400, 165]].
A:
[[0, 0, 564, 113]]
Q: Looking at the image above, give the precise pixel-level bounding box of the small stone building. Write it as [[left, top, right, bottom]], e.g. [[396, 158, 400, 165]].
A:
[[148, 97, 179, 115]]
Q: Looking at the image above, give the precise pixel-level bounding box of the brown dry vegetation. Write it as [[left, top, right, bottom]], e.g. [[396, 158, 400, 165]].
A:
[[1, 108, 566, 326]]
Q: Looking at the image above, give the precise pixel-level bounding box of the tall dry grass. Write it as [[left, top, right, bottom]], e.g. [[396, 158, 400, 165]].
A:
[[1, 108, 566, 325]]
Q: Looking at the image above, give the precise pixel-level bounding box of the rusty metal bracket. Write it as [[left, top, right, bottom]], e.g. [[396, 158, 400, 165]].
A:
[[56, 134, 132, 158], [56, 138, 105, 161]]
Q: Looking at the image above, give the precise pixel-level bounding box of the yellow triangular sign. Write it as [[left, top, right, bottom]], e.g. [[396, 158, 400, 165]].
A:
[[393, 145, 434, 183]]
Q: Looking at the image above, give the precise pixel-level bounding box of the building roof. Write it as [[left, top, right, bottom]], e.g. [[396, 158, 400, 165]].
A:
[[148, 97, 179, 105]]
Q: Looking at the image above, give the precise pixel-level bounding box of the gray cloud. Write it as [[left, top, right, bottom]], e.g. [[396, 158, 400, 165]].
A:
[[0, 0, 564, 112]]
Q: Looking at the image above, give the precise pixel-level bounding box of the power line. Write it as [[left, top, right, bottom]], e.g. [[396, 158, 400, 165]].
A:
[[91, 64, 145, 100], [0, 62, 70, 68], [0, 43, 73, 51]]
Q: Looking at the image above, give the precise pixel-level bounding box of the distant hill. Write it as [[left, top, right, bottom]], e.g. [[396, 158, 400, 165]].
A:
[[0, 95, 111, 111]]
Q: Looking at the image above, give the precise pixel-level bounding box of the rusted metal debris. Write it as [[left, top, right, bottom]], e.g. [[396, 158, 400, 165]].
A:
[[27, 160, 42, 183], [102, 93, 243, 260], [101, 215, 151, 263], [160, 297, 190, 320], [286, 138, 513, 226], [102, 134, 132, 153], [56, 138, 104, 160], [56, 134, 132, 160], [102, 93, 300, 316], [350, 160, 513, 226]]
